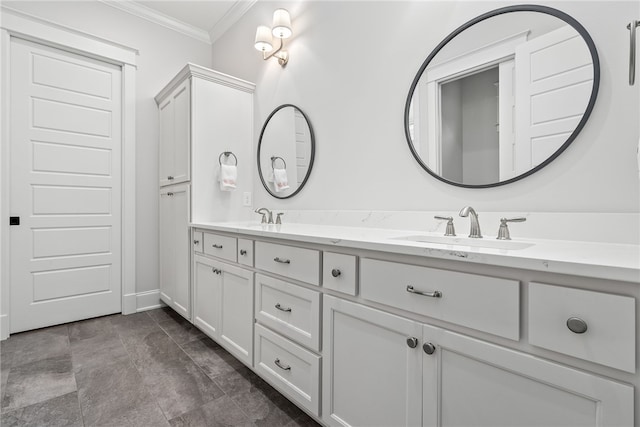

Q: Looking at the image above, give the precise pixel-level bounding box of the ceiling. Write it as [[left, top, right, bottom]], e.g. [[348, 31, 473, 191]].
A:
[[105, 0, 257, 44]]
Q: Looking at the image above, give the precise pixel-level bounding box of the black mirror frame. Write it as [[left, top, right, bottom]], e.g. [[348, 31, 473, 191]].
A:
[[404, 4, 600, 189], [257, 104, 316, 199]]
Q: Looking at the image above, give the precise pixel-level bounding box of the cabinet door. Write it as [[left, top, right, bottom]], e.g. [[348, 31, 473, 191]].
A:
[[159, 79, 190, 186], [159, 184, 190, 320], [218, 261, 254, 367], [422, 326, 634, 427], [323, 295, 422, 427], [193, 254, 222, 340], [159, 189, 175, 308]]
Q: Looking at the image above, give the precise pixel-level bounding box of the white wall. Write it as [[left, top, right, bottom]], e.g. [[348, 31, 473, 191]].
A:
[[2, 1, 213, 295], [211, 1, 639, 217]]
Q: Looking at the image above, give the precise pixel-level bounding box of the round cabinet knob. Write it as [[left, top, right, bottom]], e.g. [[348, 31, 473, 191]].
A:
[[193, 240, 200, 245], [406, 337, 418, 348], [331, 268, 341, 278], [423, 342, 436, 355], [566, 317, 588, 334]]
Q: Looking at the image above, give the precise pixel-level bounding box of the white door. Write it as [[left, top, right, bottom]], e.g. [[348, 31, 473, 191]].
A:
[[158, 79, 190, 187], [322, 296, 422, 427], [9, 38, 122, 333], [422, 326, 633, 426], [193, 254, 222, 339], [514, 25, 593, 173]]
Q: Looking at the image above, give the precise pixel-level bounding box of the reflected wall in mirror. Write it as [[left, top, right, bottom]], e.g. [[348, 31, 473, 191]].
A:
[[258, 104, 315, 198], [405, 5, 599, 188]]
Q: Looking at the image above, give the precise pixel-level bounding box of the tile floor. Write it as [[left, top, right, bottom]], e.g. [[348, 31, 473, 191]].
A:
[[0, 307, 321, 426]]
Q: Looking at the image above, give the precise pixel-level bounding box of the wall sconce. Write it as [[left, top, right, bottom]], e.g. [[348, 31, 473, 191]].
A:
[[254, 8, 292, 67]]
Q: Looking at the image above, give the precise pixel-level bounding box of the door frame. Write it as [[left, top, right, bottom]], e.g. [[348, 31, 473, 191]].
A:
[[0, 7, 138, 339]]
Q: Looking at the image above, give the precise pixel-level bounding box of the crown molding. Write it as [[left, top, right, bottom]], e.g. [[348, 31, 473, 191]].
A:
[[209, 0, 257, 43], [99, 0, 212, 44]]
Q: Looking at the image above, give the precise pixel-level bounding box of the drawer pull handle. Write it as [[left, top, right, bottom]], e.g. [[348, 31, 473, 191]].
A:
[[331, 268, 341, 278], [167, 192, 174, 196], [167, 175, 174, 180], [211, 268, 222, 275], [406, 285, 442, 298], [275, 303, 292, 313], [193, 240, 200, 245], [423, 342, 436, 355], [274, 257, 291, 264], [212, 244, 223, 249], [567, 317, 588, 334], [406, 337, 418, 348], [240, 249, 247, 256], [274, 358, 291, 371]]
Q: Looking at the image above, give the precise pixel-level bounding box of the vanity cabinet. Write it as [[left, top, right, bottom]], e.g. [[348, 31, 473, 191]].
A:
[[159, 184, 190, 319], [192, 252, 254, 366], [323, 295, 634, 427]]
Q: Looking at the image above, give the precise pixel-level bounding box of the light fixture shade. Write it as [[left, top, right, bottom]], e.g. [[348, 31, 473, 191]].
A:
[[254, 25, 273, 52], [272, 8, 292, 39]]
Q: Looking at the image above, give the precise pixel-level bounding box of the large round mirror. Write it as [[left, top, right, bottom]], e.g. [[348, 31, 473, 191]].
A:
[[404, 5, 599, 188], [258, 104, 315, 199]]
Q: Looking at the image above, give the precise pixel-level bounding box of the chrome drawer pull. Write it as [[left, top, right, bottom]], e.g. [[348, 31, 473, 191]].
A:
[[211, 268, 221, 275], [212, 244, 223, 249], [567, 317, 588, 334], [274, 358, 291, 371], [406, 285, 442, 298], [274, 257, 291, 264], [193, 240, 200, 245], [167, 175, 174, 180], [240, 249, 247, 256], [275, 303, 292, 313]]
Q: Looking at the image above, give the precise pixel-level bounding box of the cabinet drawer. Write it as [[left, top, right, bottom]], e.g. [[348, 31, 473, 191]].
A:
[[203, 232, 237, 263], [193, 231, 203, 254], [255, 274, 321, 351], [254, 324, 320, 416], [323, 252, 357, 296], [529, 282, 636, 373], [255, 241, 320, 286], [237, 238, 254, 267], [360, 258, 519, 340]]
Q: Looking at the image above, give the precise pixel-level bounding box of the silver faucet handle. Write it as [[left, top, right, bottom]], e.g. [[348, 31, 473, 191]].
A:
[[497, 217, 526, 240], [254, 208, 268, 224], [275, 213, 284, 225], [434, 216, 456, 236]]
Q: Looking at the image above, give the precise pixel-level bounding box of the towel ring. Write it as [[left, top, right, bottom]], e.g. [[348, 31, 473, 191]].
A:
[[219, 151, 238, 166], [271, 156, 286, 170]]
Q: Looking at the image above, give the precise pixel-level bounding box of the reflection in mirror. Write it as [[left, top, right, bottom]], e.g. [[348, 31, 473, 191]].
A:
[[258, 104, 315, 199], [405, 5, 599, 188]]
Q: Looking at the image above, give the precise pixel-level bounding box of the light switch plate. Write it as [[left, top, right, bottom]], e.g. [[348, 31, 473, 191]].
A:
[[242, 192, 252, 206]]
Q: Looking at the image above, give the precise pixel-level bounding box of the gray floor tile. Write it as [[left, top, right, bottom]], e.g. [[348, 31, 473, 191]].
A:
[[230, 384, 297, 426], [0, 391, 82, 427], [181, 338, 244, 379], [147, 306, 181, 324], [68, 314, 118, 343], [69, 315, 129, 373], [212, 367, 269, 397], [110, 312, 161, 350], [127, 330, 225, 420], [168, 395, 254, 427], [76, 357, 166, 426], [1, 355, 76, 413], [159, 317, 206, 346], [0, 325, 70, 370]]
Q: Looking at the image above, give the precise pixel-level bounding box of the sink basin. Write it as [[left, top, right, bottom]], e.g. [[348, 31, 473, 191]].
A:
[[393, 235, 534, 250]]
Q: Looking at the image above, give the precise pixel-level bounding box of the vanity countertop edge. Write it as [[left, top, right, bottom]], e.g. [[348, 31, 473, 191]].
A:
[[190, 221, 640, 283]]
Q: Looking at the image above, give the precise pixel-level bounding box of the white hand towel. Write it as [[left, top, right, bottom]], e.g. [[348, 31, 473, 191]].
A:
[[273, 168, 289, 193], [219, 164, 237, 191]]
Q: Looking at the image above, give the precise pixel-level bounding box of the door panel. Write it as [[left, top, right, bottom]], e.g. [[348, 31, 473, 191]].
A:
[[9, 38, 122, 333]]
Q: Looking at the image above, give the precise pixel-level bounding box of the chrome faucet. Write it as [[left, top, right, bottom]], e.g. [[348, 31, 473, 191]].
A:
[[255, 208, 273, 224], [459, 206, 482, 238]]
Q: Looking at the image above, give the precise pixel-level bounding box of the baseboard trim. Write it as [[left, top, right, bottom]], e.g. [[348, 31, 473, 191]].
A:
[[0, 313, 9, 340], [135, 289, 163, 312]]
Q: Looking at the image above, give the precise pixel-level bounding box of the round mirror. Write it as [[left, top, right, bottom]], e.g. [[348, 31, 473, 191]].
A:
[[258, 104, 315, 198], [404, 5, 599, 188]]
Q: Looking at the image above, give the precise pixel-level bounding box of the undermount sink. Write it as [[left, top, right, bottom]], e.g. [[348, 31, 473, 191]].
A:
[[393, 234, 534, 250]]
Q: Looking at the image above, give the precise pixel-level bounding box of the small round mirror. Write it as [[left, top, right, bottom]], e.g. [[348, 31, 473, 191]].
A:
[[404, 5, 599, 188], [258, 104, 315, 199]]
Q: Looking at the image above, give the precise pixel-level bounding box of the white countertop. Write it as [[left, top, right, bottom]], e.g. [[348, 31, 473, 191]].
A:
[[191, 221, 640, 283]]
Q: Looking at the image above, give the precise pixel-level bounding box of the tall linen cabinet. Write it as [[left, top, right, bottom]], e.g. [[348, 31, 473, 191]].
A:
[[155, 64, 255, 320]]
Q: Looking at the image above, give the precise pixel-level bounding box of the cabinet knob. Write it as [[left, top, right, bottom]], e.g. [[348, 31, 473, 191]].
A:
[[240, 249, 247, 256], [167, 175, 174, 180], [167, 192, 174, 197], [211, 267, 221, 275], [193, 240, 200, 245], [406, 337, 419, 348], [423, 342, 436, 355], [566, 317, 588, 334], [331, 268, 341, 278]]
